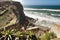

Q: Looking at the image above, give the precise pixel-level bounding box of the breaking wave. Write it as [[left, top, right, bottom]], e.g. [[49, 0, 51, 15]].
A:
[[24, 8, 60, 12], [24, 8, 60, 27]]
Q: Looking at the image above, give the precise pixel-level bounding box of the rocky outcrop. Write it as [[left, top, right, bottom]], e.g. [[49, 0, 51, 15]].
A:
[[0, 1, 29, 30], [0, 1, 36, 31]]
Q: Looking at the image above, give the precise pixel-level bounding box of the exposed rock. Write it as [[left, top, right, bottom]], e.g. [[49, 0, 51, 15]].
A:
[[0, 1, 29, 30], [0, 1, 36, 31]]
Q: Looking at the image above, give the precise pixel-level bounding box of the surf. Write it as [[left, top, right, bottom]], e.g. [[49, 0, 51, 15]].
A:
[[24, 8, 60, 12], [24, 11, 60, 27]]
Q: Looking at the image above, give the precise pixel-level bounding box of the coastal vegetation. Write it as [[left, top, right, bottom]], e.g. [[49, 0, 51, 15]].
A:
[[0, 29, 57, 40]]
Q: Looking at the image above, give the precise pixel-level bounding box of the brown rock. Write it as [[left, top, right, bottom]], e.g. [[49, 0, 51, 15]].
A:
[[0, 1, 29, 30]]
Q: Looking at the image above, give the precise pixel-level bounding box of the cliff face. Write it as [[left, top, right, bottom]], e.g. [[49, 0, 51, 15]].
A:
[[0, 1, 29, 30]]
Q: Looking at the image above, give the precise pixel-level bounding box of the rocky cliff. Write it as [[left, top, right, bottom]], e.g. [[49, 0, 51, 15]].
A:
[[0, 1, 33, 30]]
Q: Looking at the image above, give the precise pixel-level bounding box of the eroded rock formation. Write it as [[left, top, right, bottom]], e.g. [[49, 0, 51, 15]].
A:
[[0, 1, 29, 30]]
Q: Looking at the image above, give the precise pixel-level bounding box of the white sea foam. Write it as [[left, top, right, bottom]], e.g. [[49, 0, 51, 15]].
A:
[[24, 8, 60, 12], [24, 11, 60, 27], [51, 14, 60, 16]]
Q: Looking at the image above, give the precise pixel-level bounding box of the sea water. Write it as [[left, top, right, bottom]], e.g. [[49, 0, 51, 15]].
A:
[[24, 5, 60, 27]]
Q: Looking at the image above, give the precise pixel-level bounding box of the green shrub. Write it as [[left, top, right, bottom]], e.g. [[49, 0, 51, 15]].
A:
[[45, 32, 57, 40]]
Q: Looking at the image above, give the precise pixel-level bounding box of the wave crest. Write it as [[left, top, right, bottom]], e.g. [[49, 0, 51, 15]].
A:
[[24, 8, 60, 12], [24, 11, 60, 27]]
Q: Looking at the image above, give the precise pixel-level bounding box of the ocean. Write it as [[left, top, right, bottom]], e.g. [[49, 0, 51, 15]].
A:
[[24, 5, 60, 27]]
